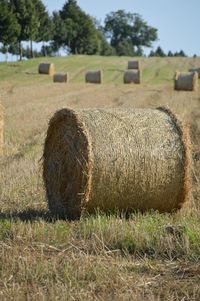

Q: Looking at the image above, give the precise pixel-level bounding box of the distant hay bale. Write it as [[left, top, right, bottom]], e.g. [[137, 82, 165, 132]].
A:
[[124, 70, 141, 84], [53, 72, 68, 83], [188, 68, 200, 78], [85, 70, 102, 84], [0, 104, 4, 155], [128, 60, 140, 69], [43, 107, 191, 220], [174, 71, 198, 91], [38, 63, 55, 75]]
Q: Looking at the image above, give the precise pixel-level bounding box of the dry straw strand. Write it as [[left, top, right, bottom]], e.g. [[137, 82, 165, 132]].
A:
[[38, 63, 55, 75], [43, 107, 191, 220], [124, 70, 141, 84], [53, 72, 68, 83], [0, 103, 4, 155], [174, 71, 198, 91], [157, 106, 192, 210], [128, 60, 140, 70], [85, 70, 102, 84]]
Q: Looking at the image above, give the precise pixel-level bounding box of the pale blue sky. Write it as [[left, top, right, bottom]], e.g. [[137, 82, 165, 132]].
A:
[[43, 0, 200, 56]]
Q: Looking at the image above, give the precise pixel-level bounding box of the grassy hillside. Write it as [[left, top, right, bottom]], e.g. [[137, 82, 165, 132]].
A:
[[0, 55, 200, 85], [0, 56, 200, 300]]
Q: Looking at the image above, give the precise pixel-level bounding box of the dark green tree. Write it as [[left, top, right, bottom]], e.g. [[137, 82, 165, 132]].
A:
[[52, 11, 68, 53], [25, 0, 40, 58], [104, 10, 158, 56], [10, 0, 40, 59], [92, 17, 115, 56], [8, 42, 20, 56], [115, 39, 133, 56], [59, 0, 101, 54], [35, 0, 53, 56], [178, 50, 187, 57], [167, 50, 174, 57], [174, 50, 187, 57], [153, 46, 166, 57], [41, 44, 56, 57], [0, 0, 20, 60], [149, 50, 155, 57], [98, 33, 115, 56]]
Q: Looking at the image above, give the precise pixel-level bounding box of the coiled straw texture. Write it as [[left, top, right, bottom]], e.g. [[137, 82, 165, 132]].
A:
[[174, 71, 198, 91], [38, 63, 55, 75], [43, 107, 191, 219], [85, 70, 102, 84], [124, 70, 141, 84], [128, 60, 140, 69], [53, 73, 68, 83]]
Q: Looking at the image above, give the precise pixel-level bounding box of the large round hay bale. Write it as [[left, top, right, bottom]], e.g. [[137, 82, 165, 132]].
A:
[[124, 70, 141, 84], [188, 68, 200, 78], [53, 72, 68, 83], [43, 107, 191, 220], [85, 70, 102, 84], [174, 71, 198, 91], [0, 104, 4, 155], [38, 63, 55, 75], [128, 60, 140, 69]]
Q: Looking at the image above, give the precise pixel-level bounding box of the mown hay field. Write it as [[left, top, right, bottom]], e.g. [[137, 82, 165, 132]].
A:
[[0, 55, 200, 300]]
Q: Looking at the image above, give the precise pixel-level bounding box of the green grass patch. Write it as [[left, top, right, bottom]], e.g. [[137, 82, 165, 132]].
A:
[[1, 55, 199, 86]]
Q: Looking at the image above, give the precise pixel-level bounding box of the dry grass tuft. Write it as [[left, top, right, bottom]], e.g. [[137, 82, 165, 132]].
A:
[[0, 103, 4, 154]]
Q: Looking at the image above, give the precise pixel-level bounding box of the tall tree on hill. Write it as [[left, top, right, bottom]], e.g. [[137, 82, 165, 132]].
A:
[[154, 46, 166, 57], [104, 10, 158, 56], [167, 50, 174, 57], [90, 17, 116, 56], [175, 50, 187, 57], [149, 46, 166, 57], [0, 0, 20, 60], [58, 0, 100, 54], [25, 0, 40, 58], [52, 11, 68, 53], [34, 0, 53, 56], [10, 0, 40, 60]]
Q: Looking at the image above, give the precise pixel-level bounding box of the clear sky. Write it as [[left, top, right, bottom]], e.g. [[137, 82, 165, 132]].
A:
[[43, 0, 200, 56]]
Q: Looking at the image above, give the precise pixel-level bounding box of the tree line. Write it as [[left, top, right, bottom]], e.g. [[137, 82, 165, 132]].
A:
[[149, 46, 188, 57], [0, 0, 159, 59], [0, 0, 190, 60]]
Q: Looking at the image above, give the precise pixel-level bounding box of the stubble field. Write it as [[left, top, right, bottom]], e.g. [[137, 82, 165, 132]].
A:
[[0, 55, 200, 300]]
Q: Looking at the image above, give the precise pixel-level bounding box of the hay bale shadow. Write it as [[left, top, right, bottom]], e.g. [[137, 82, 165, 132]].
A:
[[0, 209, 56, 223]]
